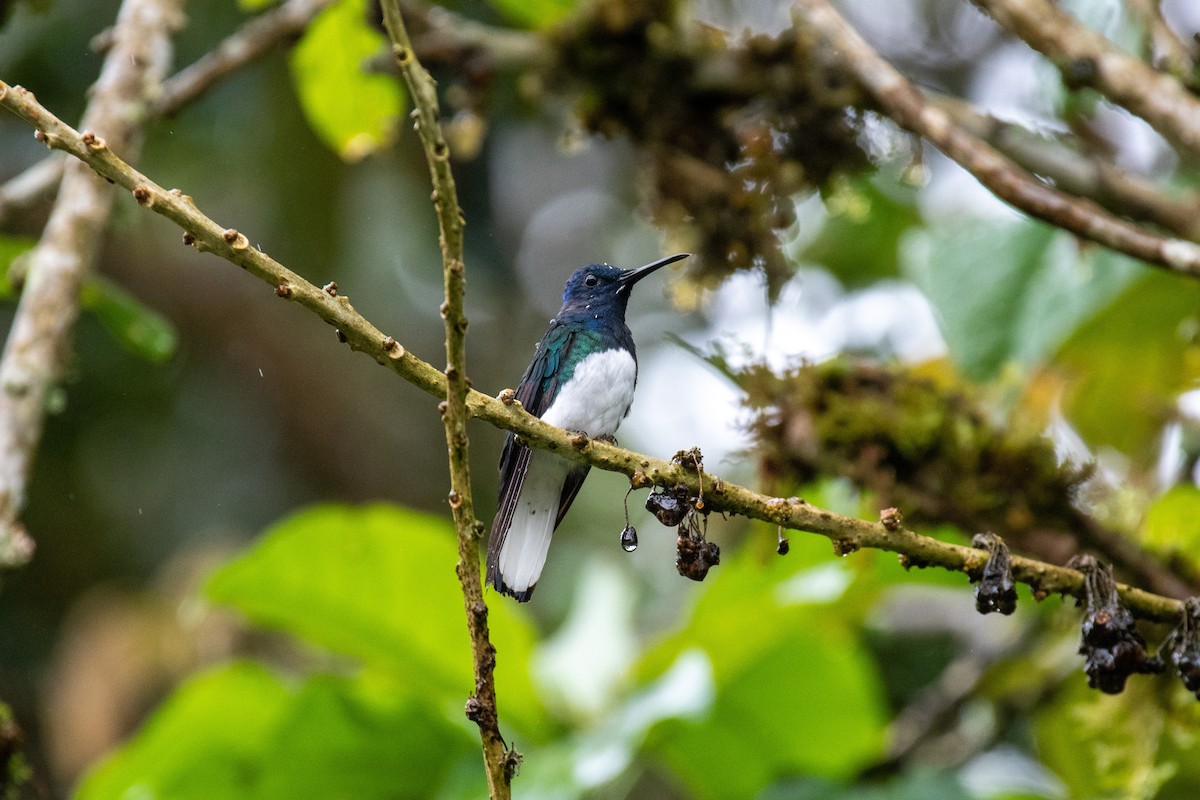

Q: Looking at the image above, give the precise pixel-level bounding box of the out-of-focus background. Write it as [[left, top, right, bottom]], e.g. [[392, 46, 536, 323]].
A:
[[4, 0, 1200, 797]]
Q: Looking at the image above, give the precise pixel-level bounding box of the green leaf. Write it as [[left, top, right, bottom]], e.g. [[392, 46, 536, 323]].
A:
[[902, 221, 1139, 381], [760, 769, 974, 800], [0, 239, 177, 362], [206, 503, 547, 737], [802, 176, 921, 288], [76, 664, 483, 800], [1035, 679, 1177, 800], [255, 674, 478, 800], [238, 0, 277, 11], [289, 0, 405, 161], [0, 235, 35, 300], [1053, 271, 1200, 458], [637, 540, 887, 798], [487, 0, 575, 29], [75, 662, 292, 800], [1141, 485, 1200, 553], [80, 275, 178, 363]]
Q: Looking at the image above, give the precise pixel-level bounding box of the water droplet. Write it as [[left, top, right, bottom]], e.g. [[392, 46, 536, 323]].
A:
[[620, 525, 638, 552]]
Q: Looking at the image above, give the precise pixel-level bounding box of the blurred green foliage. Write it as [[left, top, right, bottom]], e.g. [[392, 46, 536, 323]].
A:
[[74, 505, 907, 799], [488, 0, 576, 29], [0, 235, 176, 361], [901, 221, 1139, 383]]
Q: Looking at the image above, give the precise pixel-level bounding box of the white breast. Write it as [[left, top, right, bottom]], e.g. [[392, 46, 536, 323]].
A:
[[540, 348, 637, 437]]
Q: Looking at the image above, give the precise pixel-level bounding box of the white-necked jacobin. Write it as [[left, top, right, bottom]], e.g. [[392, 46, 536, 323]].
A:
[[486, 253, 690, 601]]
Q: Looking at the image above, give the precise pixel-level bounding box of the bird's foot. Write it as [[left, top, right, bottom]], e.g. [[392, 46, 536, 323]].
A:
[[595, 433, 618, 446]]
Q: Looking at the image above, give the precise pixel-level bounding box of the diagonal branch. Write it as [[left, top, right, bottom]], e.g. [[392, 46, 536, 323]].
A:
[[1127, 0, 1198, 85], [0, 154, 64, 226], [378, 2, 514, 797], [931, 93, 1200, 241], [150, 0, 335, 117], [0, 77, 1185, 626], [971, 0, 1200, 157], [0, 0, 182, 566], [792, 0, 1200, 279]]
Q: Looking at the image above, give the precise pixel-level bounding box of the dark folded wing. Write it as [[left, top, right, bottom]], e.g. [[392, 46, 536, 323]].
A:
[[555, 464, 591, 528], [486, 326, 576, 590]]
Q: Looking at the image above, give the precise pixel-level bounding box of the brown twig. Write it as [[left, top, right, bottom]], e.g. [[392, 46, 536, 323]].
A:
[[972, 0, 1200, 157], [404, 2, 551, 71], [0, 0, 182, 566], [0, 79, 1185, 625], [932, 93, 1200, 241], [792, 0, 1200, 279], [150, 0, 335, 117], [379, 3, 514, 798], [0, 155, 64, 226], [0, 0, 332, 228], [1127, 0, 1198, 84]]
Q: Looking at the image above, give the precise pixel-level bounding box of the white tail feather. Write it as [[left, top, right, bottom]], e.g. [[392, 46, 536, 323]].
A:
[[496, 452, 571, 596]]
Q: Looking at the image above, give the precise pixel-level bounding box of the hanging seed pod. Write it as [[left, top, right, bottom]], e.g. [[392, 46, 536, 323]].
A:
[[645, 484, 692, 527], [676, 533, 720, 581], [971, 532, 1017, 615], [1070, 555, 1163, 694], [676, 514, 719, 581], [1161, 597, 1200, 700]]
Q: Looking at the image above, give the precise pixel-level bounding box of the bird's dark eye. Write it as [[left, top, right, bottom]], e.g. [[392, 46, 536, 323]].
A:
[[584, 274, 599, 287]]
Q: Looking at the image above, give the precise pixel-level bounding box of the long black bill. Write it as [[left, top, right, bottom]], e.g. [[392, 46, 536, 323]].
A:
[[618, 252, 690, 287]]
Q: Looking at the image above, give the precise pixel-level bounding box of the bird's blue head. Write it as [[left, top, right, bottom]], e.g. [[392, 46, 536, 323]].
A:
[[559, 253, 689, 319]]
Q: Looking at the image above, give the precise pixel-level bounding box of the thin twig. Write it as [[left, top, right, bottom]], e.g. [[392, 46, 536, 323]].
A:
[[0, 155, 64, 225], [0, 80, 1184, 625], [1127, 0, 1198, 84], [0, 0, 331, 228], [0, 0, 182, 566], [791, 0, 1200, 279], [972, 0, 1200, 157], [378, 4, 514, 798], [151, 0, 335, 117], [932, 93, 1200, 241]]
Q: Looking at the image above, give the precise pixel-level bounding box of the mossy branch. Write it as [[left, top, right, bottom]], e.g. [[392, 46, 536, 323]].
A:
[[379, 3, 514, 798], [0, 78, 1185, 626]]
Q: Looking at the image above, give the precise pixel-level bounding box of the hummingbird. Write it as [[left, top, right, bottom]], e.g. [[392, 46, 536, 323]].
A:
[[486, 253, 690, 601]]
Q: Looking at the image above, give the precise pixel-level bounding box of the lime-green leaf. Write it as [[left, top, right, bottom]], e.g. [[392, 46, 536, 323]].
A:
[[80, 275, 178, 363], [1054, 271, 1200, 458], [488, 0, 575, 29], [238, 0, 277, 11], [1141, 485, 1200, 554], [289, 0, 405, 161], [902, 221, 1138, 381], [0, 236, 35, 300], [206, 503, 547, 737], [75, 662, 292, 800]]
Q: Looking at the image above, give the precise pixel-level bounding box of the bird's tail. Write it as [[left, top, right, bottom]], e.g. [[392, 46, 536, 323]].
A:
[[486, 451, 570, 602]]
